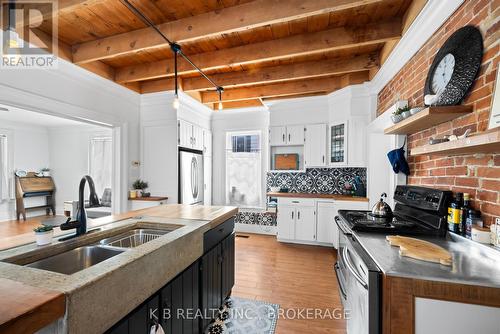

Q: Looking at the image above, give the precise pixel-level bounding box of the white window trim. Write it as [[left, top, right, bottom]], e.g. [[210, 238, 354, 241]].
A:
[[225, 130, 263, 209], [0, 129, 14, 201]]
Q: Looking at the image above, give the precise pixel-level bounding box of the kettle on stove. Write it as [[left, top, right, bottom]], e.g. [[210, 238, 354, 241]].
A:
[[370, 193, 393, 218]]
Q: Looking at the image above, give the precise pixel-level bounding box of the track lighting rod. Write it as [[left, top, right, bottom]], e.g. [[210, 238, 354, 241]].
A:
[[120, 0, 222, 93]]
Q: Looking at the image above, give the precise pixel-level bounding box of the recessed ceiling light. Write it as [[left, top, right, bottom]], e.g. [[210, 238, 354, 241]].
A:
[[0, 107, 9, 112]]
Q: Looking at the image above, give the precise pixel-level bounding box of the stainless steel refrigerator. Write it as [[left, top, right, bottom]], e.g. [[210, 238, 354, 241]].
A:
[[179, 149, 204, 205]]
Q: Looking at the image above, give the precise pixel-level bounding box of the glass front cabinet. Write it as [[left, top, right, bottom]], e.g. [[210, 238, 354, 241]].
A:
[[329, 121, 348, 165]]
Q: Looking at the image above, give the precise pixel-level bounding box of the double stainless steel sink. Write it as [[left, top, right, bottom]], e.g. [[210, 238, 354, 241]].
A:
[[23, 228, 174, 275]]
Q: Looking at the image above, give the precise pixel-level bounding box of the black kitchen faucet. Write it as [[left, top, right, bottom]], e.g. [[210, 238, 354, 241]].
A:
[[59, 175, 100, 241]]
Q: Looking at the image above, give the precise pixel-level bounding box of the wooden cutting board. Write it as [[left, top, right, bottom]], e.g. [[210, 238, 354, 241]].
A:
[[386, 235, 452, 266]]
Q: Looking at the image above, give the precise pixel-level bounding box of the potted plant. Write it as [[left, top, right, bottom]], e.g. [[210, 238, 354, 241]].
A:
[[399, 105, 411, 119], [40, 167, 50, 177], [33, 225, 54, 246], [132, 179, 149, 198], [391, 108, 404, 124]]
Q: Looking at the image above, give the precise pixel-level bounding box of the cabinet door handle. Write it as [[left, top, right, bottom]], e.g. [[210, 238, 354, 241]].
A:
[[288, 133, 291, 142], [298, 211, 300, 220], [282, 133, 285, 142], [322, 155, 325, 163], [291, 211, 294, 219]]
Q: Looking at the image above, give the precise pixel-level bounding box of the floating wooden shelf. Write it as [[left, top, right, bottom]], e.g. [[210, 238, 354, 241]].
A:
[[410, 128, 500, 156], [384, 106, 472, 135]]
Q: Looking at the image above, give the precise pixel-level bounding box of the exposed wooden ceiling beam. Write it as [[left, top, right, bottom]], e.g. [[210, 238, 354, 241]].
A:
[[15, 1, 105, 30], [30, 28, 116, 82], [201, 72, 369, 103], [71, 0, 383, 64], [183, 53, 378, 91], [380, 0, 427, 65], [116, 20, 400, 83], [141, 78, 176, 94], [214, 99, 264, 110]]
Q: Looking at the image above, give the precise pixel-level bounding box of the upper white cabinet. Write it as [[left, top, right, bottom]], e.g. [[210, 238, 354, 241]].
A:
[[202, 129, 212, 156], [178, 119, 204, 151], [329, 120, 348, 166], [270, 126, 287, 146], [269, 125, 304, 146], [304, 124, 327, 167], [286, 125, 305, 145]]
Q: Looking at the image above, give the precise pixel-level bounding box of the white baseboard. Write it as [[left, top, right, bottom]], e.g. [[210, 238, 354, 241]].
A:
[[235, 223, 277, 236], [277, 238, 335, 248]]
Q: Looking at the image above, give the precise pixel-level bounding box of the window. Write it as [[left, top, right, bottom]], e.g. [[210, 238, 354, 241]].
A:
[[89, 137, 112, 197], [0, 134, 8, 202], [226, 131, 262, 208]]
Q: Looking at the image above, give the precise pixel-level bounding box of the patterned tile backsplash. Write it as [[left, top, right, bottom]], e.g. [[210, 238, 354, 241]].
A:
[[266, 167, 367, 194], [235, 211, 277, 226]]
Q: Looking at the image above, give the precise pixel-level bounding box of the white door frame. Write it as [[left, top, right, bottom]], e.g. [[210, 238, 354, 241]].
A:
[[0, 87, 126, 214]]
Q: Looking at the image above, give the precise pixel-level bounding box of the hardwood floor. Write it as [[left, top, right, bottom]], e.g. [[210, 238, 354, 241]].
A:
[[233, 233, 346, 334]]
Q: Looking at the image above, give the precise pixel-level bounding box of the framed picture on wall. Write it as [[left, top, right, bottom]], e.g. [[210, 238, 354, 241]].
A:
[[488, 66, 500, 129]]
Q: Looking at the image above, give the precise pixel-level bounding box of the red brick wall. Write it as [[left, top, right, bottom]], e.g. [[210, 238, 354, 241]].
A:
[[377, 0, 499, 226]]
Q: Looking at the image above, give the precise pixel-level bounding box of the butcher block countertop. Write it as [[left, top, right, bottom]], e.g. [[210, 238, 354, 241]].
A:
[[0, 204, 238, 334], [267, 192, 369, 202], [0, 278, 65, 334]]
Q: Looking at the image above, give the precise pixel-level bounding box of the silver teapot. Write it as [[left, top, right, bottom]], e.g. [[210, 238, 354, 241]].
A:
[[370, 193, 393, 218]]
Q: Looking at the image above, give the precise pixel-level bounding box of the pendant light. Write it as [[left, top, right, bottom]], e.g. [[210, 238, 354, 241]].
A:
[[120, 0, 224, 107], [171, 43, 181, 110], [217, 87, 224, 111]]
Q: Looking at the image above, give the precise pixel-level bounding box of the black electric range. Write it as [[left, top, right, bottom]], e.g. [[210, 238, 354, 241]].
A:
[[338, 185, 453, 237]]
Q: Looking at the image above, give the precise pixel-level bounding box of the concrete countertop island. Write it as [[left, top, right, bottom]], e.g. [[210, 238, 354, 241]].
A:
[[0, 204, 238, 334]]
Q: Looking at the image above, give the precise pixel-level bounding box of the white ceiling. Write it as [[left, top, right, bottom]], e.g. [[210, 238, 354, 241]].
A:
[[0, 104, 97, 127]]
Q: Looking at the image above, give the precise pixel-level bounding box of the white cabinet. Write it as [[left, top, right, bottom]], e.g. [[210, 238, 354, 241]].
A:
[[277, 197, 369, 247], [178, 119, 192, 148], [204, 155, 212, 205], [295, 206, 316, 242], [304, 124, 327, 167], [192, 125, 203, 151], [286, 125, 305, 145], [329, 120, 348, 166], [270, 126, 286, 146], [178, 119, 204, 150], [129, 198, 167, 211], [316, 201, 337, 247], [202, 129, 212, 156], [270, 125, 304, 146], [277, 205, 295, 240]]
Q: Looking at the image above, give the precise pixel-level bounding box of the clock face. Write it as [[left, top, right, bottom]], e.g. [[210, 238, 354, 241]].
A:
[[431, 53, 455, 95]]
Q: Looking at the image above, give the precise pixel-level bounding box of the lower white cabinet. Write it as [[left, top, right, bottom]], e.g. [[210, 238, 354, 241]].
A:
[[276, 197, 369, 247], [316, 201, 338, 247], [295, 206, 316, 241], [277, 206, 295, 240]]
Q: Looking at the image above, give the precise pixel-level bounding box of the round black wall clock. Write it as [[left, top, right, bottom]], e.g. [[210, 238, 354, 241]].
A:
[[423, 25, 483, 106]]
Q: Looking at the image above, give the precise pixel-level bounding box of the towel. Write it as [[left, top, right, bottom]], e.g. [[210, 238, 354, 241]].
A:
[[387, 140, 410, 176], [150, 324, 165, 334]]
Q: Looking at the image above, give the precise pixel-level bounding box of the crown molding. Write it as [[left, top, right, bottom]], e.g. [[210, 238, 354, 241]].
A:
[[367, 0, 465, 95]]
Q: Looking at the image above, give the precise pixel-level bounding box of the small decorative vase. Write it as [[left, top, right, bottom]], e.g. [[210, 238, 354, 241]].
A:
[[410, 107, 424, 115], [401, 111, 411, 119], [35, 230, 53, 246], [129, 190, 137, 199], [136, 190, 142, 198], [42, 171, 50, 177]]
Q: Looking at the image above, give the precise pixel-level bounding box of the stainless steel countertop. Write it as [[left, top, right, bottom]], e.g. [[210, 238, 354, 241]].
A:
[[353, 231, 500, 288]]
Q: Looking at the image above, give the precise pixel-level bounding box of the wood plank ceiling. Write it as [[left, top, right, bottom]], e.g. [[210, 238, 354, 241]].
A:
[[28, 0, 425, 109]]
